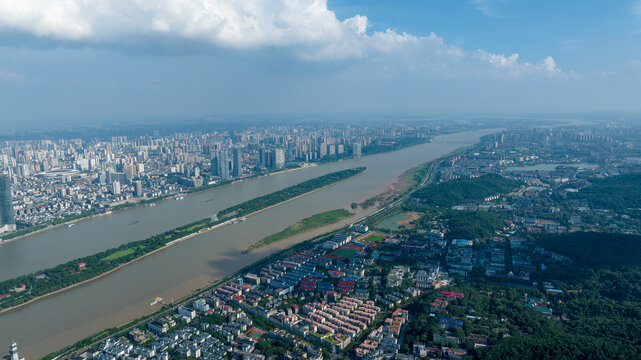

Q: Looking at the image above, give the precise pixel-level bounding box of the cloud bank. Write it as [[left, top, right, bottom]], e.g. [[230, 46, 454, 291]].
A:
[[0, 0, 561, 77]]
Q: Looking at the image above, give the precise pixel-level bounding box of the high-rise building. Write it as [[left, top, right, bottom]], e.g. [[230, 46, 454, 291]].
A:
[[275, 149, 285, 168], [319, 142, 328, 158], [134, 180, 143, 197], [352, 142, 362, 157], [112, 181, 121, 195], [259, 148, 274, 169], [217, 150, 231, 180], [232, 148, 242, 177], [6, 341, 24, 360], [0, 174, 15, 234], [210, 156, 218, 176]]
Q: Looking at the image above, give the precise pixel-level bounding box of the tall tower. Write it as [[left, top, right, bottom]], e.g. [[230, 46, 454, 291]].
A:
[[0, 174, 15, 234], [6, 341, 25, 360], [134, 180, 143, 197], [352, 142, 362, 157], [274, 149, 285, 169], [217, 150, 231, 180], [232, 148, 242, 177], [112, 181, 121, 195]]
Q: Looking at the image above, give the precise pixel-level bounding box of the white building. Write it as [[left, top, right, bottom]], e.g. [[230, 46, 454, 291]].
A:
[[6, 342, 25, 360], [275, 149, 285, 168]]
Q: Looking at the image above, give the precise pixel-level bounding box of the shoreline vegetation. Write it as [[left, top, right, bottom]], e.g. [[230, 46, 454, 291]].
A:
[[355, 159, 434, 210], [1, 134, 434, 246], [242, 209, 354, 253], [0, 167, 365, 313], [39, 132, 498, 360], [0, 165, 318, 246], [1, 135, 435, 247], [41, 221, 358, 360]]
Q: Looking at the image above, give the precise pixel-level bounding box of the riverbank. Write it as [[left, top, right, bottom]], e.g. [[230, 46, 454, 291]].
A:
[[42, 155, 431, 360], [0, 129, 500, 359], [0, 219, 230, 315], [0, 168, 365, 313], [0, 164, 319, 247], [1, 135, 440, 247], [243, 209, 354, 253], [42, 219, 359, 360]]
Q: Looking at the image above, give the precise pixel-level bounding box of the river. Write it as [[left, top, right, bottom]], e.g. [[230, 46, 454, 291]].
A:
[[0, 129, 495, 359]]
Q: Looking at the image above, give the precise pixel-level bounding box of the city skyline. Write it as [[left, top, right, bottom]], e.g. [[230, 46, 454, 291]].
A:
[[3, 2, 641, 359]]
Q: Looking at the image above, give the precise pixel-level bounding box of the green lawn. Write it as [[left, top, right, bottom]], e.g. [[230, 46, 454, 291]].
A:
[[101, 246, 144, 261], [181, 221, 208, 233], [332, 247, 359, 259], [362, 234, 386, 243], [246, 209, 352, 251]]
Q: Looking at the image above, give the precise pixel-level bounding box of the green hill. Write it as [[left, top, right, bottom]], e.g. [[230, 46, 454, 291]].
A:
[[571, 173, 641, 212], [537, 232, 641, 268], [413, 174, 521, 208]]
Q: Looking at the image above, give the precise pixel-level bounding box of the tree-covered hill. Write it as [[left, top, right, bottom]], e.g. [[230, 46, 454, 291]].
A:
[[412, 174, 521, 208], [536, 232, 641, 268], [570, 173, 641, 212]]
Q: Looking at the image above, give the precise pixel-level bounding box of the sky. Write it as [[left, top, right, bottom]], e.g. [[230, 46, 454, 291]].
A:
[[0, 0, 640, 127]]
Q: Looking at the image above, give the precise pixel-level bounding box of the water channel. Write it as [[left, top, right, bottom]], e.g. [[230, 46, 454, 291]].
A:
[[0, 129, 496, 359]]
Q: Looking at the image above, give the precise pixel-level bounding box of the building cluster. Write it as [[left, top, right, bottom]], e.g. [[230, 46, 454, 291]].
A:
[[12, 123, 641, 359], [398, 124, 641, 285], [63, 224, 450, 359], [0, 123, 432, 229]]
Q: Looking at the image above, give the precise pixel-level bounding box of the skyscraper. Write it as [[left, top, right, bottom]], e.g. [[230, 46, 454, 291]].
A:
[[112, 181, 121, 195], [275, 149, 285, 168], [0, 174, 15, 234], [217, 150, 231, 180], [232, 148, 242, 177], [134, 180, 143, 197], [6, 341, 25, 360], [210, 156, 219, 176], [352, 142, 362, 157]]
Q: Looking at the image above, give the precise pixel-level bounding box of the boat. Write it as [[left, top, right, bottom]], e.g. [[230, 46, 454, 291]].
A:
[[239, 217, 246, 222], [66, 223, 76, 228], [150, 297, 163, 306], [147, 203, 156, 207], [175, 196, 184, 200]]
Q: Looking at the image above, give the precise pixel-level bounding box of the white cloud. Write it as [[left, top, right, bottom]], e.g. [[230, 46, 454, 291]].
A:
[[635, 0, 641, 15], [0, 69, 29, 83], [473, 50, 562, 77], [0, 0, 562, 78], [470, 0, 504, 17], [0, 0, 360, 48]]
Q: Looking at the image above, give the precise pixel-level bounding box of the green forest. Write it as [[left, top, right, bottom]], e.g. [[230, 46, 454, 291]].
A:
[[398, 232, 641, 359], [569, 173, 641, 212], [412, 174, 521, 208], [445, 210, 507, 240], [217, 167, 365, 218], [481, 232, 641, 359]]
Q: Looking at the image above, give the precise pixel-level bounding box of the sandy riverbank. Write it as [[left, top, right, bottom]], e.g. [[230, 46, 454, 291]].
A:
[[0, 166, 360, 315], [0, 164, 318, 248]]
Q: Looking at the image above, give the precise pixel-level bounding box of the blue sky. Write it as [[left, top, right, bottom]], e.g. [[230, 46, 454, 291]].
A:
[[0, 0, 640, 127]]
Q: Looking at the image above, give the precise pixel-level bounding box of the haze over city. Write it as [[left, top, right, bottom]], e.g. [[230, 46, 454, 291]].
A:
[[2, 2, 641, 360]]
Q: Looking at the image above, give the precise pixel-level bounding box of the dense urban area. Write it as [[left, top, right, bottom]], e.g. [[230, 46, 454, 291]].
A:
[[0, 121, 439, 234], [3, 119, 641, 360]]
